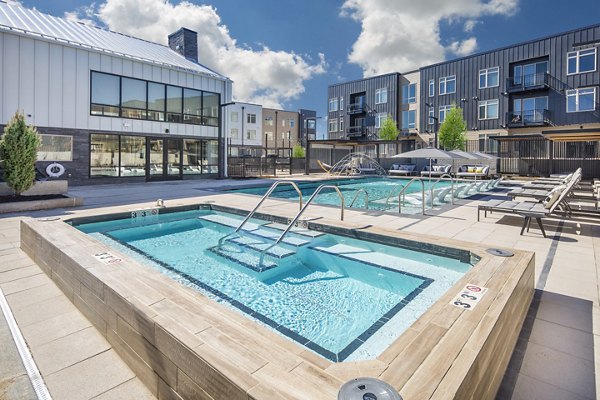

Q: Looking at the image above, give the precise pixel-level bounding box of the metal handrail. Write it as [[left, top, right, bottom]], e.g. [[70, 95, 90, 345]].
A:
[[385, 183, 407, 206], [349, 189, 369, 209], [218, 180, 302, 247], [429, 174, 454, 207], [397, 177, 426, 215], [259, 184, 345, 264]]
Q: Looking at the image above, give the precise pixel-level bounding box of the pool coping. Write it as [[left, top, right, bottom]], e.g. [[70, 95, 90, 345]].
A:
[[20, 200, 534, 400]]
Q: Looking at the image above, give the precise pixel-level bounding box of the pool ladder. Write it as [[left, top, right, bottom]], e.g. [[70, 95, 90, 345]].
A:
[[218, 180, 303, 247]]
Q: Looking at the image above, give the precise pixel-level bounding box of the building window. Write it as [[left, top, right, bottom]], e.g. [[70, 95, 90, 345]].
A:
[[328, 118, 338, 132], [264, 116, 273, 126], [339, 97, 344, 111], [120, 136, 146, 176], [402, 84, 416, 104], [375, 88, 388, 104], [429, 79, 435, 97], [479, 67, 499, 89], [567, 87, 596, 112], [428, 107, 434, 125], [37, 134, 73, 161], [281, 119, 286, 127], [328, 98, 338, 112], [339, 118, 344, 132], [90, 134, 120, 177], [246, 130, 257, 140], [121, 77, 147, 119], [513, 61, 548, 87], [289, 119, 295, 128], [375, 113, 387, 128], [513, 96, 548, 123], [439, 105, 452, 123], [478, 99, 499, 120], [281, 131, 290, 140], [247, 113, 256, 123], [89, 71, 220, 127], [265, 132, 273, 140], [182, 139, 202, 175], [567, 48, 597, 75], [307, 119, 316, 129], [90, 72, 120, 116], [439, 76, 456, 95], [230, 112, 238, 122], [402, 110, 416, 129], [230, 128, 239, 139]]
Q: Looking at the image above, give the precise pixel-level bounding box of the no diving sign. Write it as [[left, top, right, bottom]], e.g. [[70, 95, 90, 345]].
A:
[[450, 284, 488, 311], [93, 252, 123, 265]]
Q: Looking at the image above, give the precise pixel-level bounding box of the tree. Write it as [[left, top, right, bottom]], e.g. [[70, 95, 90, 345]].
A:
[[0, 112, 40, 196], [438, 105, 467, 150], [291, 143, 305, 158], [378, 114, 399, 141]]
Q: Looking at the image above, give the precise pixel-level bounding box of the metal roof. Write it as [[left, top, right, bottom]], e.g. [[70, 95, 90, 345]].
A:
[[0, 1, 227, 79]]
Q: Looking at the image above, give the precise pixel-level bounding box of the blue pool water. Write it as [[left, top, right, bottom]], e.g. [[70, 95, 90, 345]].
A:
[[227, 177, 454, 211], [75, 209, 472, 361]]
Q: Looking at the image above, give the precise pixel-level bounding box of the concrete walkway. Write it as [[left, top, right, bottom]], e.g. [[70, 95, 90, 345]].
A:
[[0, 177, 597, 399]]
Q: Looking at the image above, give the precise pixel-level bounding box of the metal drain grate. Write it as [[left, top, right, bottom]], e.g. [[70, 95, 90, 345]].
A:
[[338, 377, 402, 400]]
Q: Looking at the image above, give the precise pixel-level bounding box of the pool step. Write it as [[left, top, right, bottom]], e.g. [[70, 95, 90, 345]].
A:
[[208, 244, 279, 272], [227, 236, 295, 258], [199, 214, 263, 231], [263, 222, 325, 238], [311, 243, 401, 271]]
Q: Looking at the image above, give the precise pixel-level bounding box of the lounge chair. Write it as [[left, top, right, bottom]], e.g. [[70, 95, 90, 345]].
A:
[[420, 164, 451, 177], [389, 164, 416, 176], [478, 174, 580, 237], [317, 160, 333, 173], [456, 165, 489, 180]]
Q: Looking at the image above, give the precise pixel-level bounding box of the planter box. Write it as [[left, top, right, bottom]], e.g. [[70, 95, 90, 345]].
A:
[[0, 180, 68, 196], [0, 196, 83, 214]]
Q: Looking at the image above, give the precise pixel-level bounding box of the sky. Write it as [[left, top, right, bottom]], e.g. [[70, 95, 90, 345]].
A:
[[15, 0, 600, 135]]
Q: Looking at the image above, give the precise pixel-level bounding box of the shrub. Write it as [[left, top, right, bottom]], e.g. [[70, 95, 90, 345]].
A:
[[292, 143, 305, 158], [0, 112, 40, 195]]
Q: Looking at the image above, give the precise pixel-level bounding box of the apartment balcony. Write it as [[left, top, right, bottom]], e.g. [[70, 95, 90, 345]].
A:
[[506, 72, 549, 93], [347, 125, 368, 138], [506, 109, 551, 128], [347, 102, 367, 115]]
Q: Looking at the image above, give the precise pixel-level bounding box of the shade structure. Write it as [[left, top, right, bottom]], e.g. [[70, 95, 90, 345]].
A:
[[470, 151, 498, 160], [447, 150, 480, 160], [392, 147, 467, 160]]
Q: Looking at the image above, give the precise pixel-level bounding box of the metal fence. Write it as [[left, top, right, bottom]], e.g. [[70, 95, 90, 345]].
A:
[[227, 156, 305, 178]]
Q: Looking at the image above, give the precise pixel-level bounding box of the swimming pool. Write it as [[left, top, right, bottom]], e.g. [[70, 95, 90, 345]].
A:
[[74, 207, 473, 361], [227, 177, 455, 212]]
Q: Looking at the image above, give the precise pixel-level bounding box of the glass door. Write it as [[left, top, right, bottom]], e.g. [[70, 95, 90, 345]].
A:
[[146, 138, 183, 181]]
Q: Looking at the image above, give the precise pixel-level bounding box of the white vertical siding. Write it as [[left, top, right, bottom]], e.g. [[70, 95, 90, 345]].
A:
[[0, 32, 225, 139]]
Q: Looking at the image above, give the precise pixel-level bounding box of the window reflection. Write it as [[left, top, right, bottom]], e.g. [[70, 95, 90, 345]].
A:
[[90, 134, 119, 176], [166, 86, 183, 123], [120, 136, 146, 176], [183, 139, 202, 174]]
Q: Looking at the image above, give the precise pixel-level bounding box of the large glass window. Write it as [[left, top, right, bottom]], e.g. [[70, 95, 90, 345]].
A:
[[120, 78, 147, 120], [202, 92, 219, 126], [205, 140, 218, 174], [567, 48, 597, 75], [247, 130, 257, 140], [183, 139, 202, 175], [91, 72, 119, 116], [183, 88, 202, 125], [439, 76, 456, 95], [147, 82, 165, 121], [230, 128, 239, 139], [439, 105, 452, 123], [478, 99, 499, 120], [479, 67, 499, 89], [328, 98, 338, 112], [166, 85, 183, 123], [120, 136, 146, 176], [567, 87, 596, 112], [37, 135, 73, 162], [375, 88, 388, 104], [247, 113, 257, 124], [402, 84, 416, 104], [231, 112, 238, 122], [402, 110, 416, 129], [90, 134, 120, 176], [375, 112, 386, 128], [513, 96, 548, 123], [328, 118, 338, 132]]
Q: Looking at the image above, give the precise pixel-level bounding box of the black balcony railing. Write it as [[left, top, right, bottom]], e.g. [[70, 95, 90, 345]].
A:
[[506, 72, 549, 93], [348, 102, 366, 114], [506, 109, 550, 127], [347, 125, 368, 138]]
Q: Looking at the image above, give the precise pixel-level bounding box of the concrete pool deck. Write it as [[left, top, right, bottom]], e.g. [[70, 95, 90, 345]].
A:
[[0, 176, 597, 399]]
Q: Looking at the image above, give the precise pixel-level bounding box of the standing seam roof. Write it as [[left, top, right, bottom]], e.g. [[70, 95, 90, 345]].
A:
[[0, 1, 227, 80]]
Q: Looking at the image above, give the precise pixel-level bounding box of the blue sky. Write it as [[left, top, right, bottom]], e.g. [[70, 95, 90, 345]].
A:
[[18, 0, 600, 134]]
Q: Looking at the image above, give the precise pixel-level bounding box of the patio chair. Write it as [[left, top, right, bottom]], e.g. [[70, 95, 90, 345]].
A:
[[420, 164, 451, 177], [456, 165, 489, 180], [478, 174, 580, 237], [389, 164, 416, 176]]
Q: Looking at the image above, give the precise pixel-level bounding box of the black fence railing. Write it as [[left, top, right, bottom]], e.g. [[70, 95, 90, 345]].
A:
[[506, 109, 550, 127], [347, 102, 366, 114], [227, 156, 305, 178], [506, 72, 549, 92]]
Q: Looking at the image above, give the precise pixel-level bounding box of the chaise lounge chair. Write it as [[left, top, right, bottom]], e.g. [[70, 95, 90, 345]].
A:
[[456, 165, 489, 180], [420, 165, 451, 177], [389, 164, 416, 176]]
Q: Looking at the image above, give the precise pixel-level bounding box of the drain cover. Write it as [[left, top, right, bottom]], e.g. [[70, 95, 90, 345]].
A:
[[338, 378, 402, 400], [486, 248, 514, 257]]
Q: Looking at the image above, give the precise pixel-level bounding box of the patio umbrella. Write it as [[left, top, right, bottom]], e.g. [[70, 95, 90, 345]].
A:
[[448, 149, 480, 160], [471, 151, 498, 160]]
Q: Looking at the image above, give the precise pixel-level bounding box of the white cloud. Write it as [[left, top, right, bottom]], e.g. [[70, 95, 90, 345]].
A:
[[70, 0, 325, 108], [341, 0, 519, 76], [448, 37, 478, 56], [463, 19, 480, 33]]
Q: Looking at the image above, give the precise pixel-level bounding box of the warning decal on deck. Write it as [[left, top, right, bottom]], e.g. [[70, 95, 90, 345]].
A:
[[93, 252, 123, 265], [449, 284, 488, 311]]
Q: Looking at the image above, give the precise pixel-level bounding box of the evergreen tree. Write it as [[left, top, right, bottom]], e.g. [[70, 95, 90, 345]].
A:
[[438, 105, 467, 150], [0, 112, 40, 195], [379, 114, 399, 140]]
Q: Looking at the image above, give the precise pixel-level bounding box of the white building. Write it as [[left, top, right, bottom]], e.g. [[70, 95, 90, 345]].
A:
[[0, 2, 232, 184], [225, 103, 263, 156]]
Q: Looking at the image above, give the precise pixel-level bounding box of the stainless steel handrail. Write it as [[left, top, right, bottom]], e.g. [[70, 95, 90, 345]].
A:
[[429, 174, 454, 207], [349, 189, 369, 209], [384, 183, 406, 205], [397, 177, 426, 215], [259, 184, 345, 264], [218, 180, 302, 246]]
